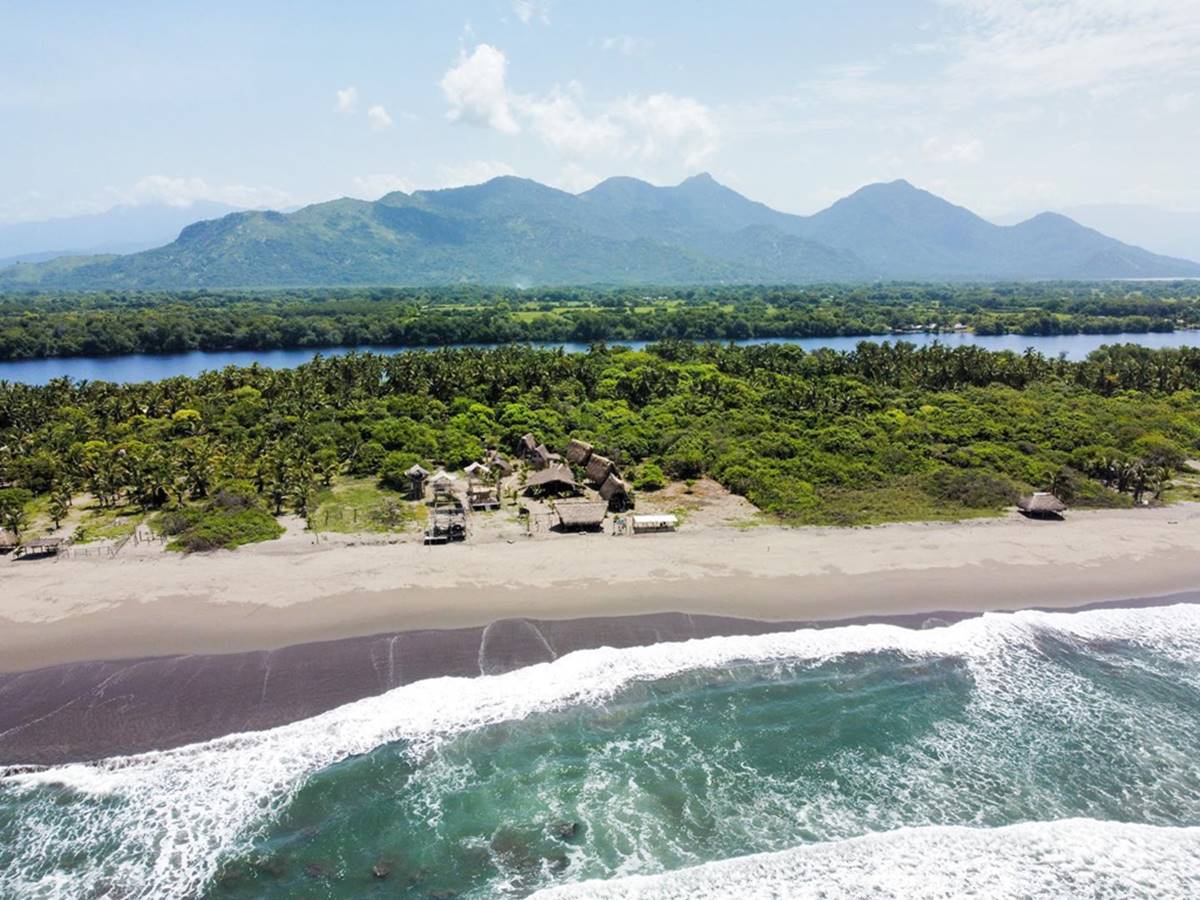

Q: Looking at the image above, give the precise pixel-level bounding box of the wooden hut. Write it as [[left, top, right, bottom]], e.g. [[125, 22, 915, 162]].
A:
[[565, 439, 594, 466], [524, 464, 578, 497], [515, 433, 539, 459], [486, 451, 515, 476], [405, 464, 430, 501], [554, 498, 608, 531], [598, 473, 632, 511], [530, 443, 554, 471], [464, 461, 491, 478], [429, 469, 458, 502], [1017, 492, 1067, 519], [586, 453, 616, 485], [0, 528, 16, 554]]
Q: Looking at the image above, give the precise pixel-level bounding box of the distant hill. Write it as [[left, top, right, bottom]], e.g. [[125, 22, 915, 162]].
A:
[[995, 203, 1200, 265], [0, 201, 241, 267], [2, 176, 1196, 289]]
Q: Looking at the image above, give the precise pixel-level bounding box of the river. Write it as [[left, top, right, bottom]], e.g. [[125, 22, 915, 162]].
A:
[[1, 331, 1197, 385]]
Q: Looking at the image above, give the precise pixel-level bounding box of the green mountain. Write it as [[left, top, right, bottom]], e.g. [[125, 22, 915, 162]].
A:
[[2, 175, 1196, 289]]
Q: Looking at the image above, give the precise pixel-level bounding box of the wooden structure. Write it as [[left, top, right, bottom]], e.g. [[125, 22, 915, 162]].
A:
[[631, 514, 678, 534], [598, 473, 632, 511], [15, 537, 64, 558], [425, 497, 467, 544], [0, 528, 16, 554], [1017, 492, 1067, 518], [468, 480, 501, 511], [429, 469, 458, 501], [464, 461, 490, 478], [554, 498, 608, 531], [565, 439, 594, 466], [405, 464, 430, 501], [524, 464, 578, 497], [586, 453, 616, 485], [530, 443, 555, 470], [515, 433, 539, 459], [486, 451, 514, 476]]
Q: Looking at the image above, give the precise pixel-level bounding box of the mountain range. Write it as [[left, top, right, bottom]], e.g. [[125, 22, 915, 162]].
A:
[[2, 175, 1197, 289], [993, 204, 1200, 264]]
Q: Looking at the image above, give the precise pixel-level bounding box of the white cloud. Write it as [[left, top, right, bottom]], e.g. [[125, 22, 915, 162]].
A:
[[124, 175, 292, 209], [367, 104, 393, 131], [351, 173, 414, 198], [921, 135, 984, 163], [335, 86, 359, 114], [601, 35, 651, 56], [435, 160, 518, 188], [512, 0, 550, 25], [939, 0, 1200, 98], [519, 84, 623, 157], [613, 94, 719, 167], [440, 44, 520, 134]]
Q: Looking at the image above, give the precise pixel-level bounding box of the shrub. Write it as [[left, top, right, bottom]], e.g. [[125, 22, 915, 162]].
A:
[[921, 468, 1020, 509], [634, 462, 666, 491]]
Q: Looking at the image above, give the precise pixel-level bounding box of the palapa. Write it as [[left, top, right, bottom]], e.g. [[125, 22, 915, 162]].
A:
[[1017, 492, 1067, 516], [598, 473, 632, 511], [586, 453, 615, 485], [515, 433, 539, 458], [554, 498, 608, 530], [530, 443, 554, 470], [564, 439, 594, 466], [524, 463, 577, 495]]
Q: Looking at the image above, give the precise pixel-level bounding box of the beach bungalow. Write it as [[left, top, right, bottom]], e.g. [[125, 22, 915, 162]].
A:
[[464, 461, 491, 478], [1017, 492, 1067, 519], [586, 453, 616, 485], [405, 464, 430, 501], [523, 464, 578, 497], [565, 439, 594, 466], [554, 498, 608, 532], [485, 451, 515, 476], [598, 473, 632, 511], [429, 469, 458, 502], [530, 443, 555, 471], [631, 514, 678, 534]]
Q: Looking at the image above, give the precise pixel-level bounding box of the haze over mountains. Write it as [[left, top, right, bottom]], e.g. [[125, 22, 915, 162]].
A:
[[2, 175, 1197, 289], [0, 201, 241, 268]]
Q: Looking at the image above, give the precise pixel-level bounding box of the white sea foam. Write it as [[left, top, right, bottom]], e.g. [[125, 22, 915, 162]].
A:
[[3, 603, 1200, 898], [529, 819, 1200, 899]]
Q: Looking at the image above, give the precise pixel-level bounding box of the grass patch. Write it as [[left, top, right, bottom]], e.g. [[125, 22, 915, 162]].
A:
[[73, 501, 144, 544], [154, 484, 283, 552], [789, 485, 1006, 527], [311, 477, 421, 534]]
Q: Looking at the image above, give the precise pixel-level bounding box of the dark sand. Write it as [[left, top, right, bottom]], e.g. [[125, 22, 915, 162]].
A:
[[2, 594, 1194, 767]]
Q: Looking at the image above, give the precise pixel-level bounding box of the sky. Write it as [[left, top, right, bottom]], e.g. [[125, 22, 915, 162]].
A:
[[2, 0, 1199, 224]]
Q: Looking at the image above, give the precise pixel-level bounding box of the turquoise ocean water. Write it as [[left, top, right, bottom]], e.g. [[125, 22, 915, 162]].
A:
[[3, 604, 1200, 898]]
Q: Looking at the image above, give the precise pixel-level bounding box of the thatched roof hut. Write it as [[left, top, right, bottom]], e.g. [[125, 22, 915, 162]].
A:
[[530, 443, 554, 470], [524, 463, 577, 496], [586, 453, 616, 485], [598, 473, 632, 511], [565, 439, 594, 466], [554, 498, 608, 531], [405, 464, 430, 478], [1017, 492, 1067, 517], [464, 461, 491, 477], [515, 433, 539, 459], [486, 452, 514, 475]]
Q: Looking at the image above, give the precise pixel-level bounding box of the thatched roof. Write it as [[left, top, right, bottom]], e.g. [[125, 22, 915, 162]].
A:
[[1018, 492, 1067, 513], [464, 462, 490, 476], [405, 464, 430, 478], [555, 499, 608, 528], [530, 443, 554, 470], [565, 439, 594, 466], [599, 473, 630, 504], [586, 453, 616, 485], [429, 469, 457, 485], [486, 452, 514, 475], [524, 463, 577, 493], [515, 433, 539, 457]]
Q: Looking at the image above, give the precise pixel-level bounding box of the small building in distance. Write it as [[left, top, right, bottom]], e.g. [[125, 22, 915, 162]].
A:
[[554, 498, 608, 532], [598, 473, 632, 511], [565, 439, 594, 466], [405, 464, 430, 501], [0, 528, 17, 554], [631, 514, 678, 534], [464, 461, 490, 478], [1017, 492, 1067, 519], [15, 537, 64, 558], [524, 463, 578, 497], [485, 451, 515, 476], [429, 469, 458, 502]]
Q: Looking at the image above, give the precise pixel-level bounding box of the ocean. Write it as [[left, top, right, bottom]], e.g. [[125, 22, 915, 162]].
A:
[[3, 604, 1199, 898]]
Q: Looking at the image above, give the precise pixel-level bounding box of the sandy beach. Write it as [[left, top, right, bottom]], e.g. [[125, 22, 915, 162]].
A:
[[3, 503, 1200, 673]]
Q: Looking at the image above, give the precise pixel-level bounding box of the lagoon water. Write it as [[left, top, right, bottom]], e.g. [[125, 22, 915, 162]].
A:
[[1, 330, 1199, 385], [3, 604, 1200, 898]]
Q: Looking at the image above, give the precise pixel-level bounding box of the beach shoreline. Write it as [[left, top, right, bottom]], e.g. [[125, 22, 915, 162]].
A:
[[3, 504, 1200, 765]]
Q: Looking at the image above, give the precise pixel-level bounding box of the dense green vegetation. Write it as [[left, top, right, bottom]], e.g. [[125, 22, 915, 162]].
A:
[[1, 283, 1197, 361], [3, 341, 1199, 548]]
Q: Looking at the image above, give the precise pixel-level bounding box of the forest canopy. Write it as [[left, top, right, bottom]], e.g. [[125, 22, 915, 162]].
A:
[[2, 340, 1199, 540], [0, 282, 1197, 361]]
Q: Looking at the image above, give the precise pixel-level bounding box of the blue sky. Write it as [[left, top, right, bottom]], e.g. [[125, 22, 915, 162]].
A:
[[3, 0, 1198, 223]]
